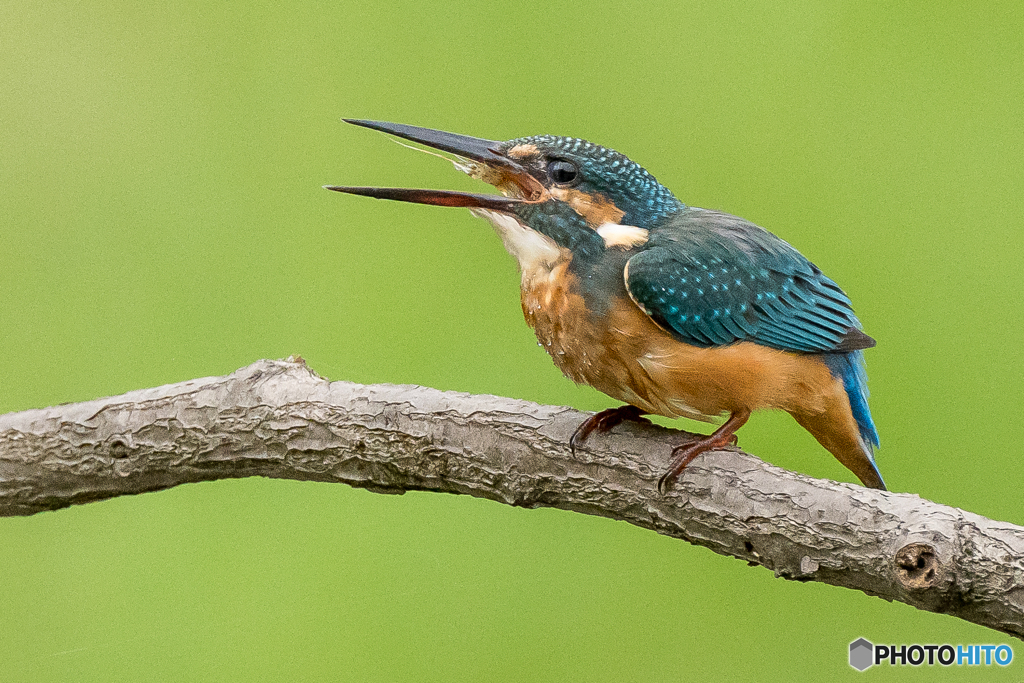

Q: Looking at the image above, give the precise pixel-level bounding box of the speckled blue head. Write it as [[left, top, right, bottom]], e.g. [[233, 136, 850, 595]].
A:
[[501, 135, 685, 229]]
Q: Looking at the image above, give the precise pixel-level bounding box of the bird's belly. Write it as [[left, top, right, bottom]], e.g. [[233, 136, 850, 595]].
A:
[[521, 267, 838, 420]]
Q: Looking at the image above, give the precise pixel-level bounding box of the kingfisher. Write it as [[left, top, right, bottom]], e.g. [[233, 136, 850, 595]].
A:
[[327, 120, 885, 493]]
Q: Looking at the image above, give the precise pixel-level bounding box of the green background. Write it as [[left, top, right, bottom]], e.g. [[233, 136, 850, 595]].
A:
[[2, 1, 1023, 680]]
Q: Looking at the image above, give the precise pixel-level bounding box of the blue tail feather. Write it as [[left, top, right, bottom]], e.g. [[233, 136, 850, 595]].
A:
[[823, 351, 884, 485]]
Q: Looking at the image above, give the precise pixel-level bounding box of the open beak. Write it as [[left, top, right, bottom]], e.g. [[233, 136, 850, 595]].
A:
[[325, 119, 542, 212]]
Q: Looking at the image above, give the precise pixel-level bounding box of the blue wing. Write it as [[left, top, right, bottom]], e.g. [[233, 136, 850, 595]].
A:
[[624, 208, 873, 353]]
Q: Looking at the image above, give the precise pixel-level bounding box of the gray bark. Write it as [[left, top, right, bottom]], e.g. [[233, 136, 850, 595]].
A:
[[1, 358, 1022, 638]]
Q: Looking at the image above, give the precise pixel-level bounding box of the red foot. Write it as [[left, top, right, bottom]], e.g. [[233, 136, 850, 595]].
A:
[[658, 410, 750, 494], [570, 405, 650, 455]]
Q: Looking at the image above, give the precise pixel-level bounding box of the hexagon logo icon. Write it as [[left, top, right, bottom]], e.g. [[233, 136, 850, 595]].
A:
[[850, 638, 874, 671]]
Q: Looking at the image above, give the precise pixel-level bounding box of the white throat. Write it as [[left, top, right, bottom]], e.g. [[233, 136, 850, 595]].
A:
[[470, 209, 564, 277]]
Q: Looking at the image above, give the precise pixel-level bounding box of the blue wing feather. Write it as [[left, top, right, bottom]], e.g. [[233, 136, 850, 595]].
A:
[[625, 208, 871, 354]]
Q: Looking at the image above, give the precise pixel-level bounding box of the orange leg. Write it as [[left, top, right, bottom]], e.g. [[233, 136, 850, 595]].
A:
[[570, 405, 651, 455], [658, 410, 750, 494]]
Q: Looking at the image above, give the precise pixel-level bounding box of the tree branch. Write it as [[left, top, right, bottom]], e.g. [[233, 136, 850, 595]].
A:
[[2, 358, 1022, 638]]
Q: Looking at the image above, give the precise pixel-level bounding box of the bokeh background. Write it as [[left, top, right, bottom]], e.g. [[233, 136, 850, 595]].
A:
[[2, 1, 1023, 680]]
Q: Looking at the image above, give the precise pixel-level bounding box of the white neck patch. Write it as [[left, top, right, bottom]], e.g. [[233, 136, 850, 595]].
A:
[[596, 222, 649, 249]]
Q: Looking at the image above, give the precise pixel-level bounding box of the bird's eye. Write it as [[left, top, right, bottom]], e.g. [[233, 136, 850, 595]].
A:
[[546, 160, 578, 185]]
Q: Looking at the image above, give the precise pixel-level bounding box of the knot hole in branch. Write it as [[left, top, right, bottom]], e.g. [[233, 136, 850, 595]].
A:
[[108, 437, 131, 459], [895, 543, 940, 590]]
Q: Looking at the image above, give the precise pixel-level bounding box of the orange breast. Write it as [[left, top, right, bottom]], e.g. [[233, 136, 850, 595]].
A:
[[520, 263, 843, 421]]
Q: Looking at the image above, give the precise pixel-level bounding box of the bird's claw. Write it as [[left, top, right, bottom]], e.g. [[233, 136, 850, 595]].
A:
[[569, 405, 650, 455], [658, 441, 706, 494], [658, 419, 745, 493]]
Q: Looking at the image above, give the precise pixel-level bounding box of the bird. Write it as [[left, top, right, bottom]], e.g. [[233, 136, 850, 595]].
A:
[[326, 119, 885, 493]]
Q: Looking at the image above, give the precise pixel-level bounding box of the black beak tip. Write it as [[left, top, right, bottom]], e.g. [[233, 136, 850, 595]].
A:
[[341, 118, 381, 130], [339, 118, 508, 164]]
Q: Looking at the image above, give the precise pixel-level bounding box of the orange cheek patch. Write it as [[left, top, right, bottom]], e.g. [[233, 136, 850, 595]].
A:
[[549, 188, 626, 227]]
